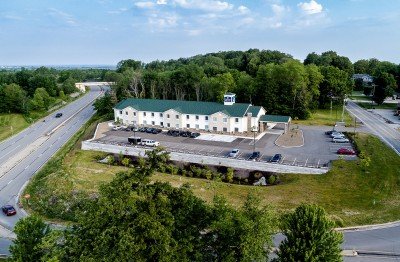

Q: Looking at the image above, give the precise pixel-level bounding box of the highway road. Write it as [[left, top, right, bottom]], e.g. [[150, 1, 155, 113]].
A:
[[346, 100, 400, 155], [0, 85, 104, 254]]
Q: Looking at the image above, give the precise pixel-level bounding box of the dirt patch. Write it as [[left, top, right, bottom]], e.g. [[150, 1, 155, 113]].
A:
[[93, 121, 113, 139], [275, 129, 304, 147]]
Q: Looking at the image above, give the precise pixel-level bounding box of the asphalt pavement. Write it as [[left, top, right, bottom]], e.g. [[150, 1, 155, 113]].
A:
[[0, 85, 104, 255]]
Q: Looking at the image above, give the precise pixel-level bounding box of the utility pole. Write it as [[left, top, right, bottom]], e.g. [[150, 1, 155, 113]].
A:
[[341, 95, 346, 123], [252, 126, 257, 152]]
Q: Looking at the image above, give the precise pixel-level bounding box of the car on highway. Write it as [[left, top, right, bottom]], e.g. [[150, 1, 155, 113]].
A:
[[2, 205, 16, 216], [249, 151, 261, 161], [270, 154, 282, 163], [332, 137, 350, 143], [190, 132, 200, 138], [141, 139, 160, 147], [337, 148, 356, 155], [55, 112, 63, 118], [229, 149, 240, 157]]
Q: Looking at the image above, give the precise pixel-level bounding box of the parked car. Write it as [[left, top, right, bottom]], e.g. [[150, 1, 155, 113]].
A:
[[167, 130, 180, 137], [138, 127, 147, 132], [141, 139, 160, 147], [55, 112, 63, 118], [190, 132, 200, 138], [332, 137, 350, 143], [180, 131, 192, 137], [2, 205, 16, 216], [145, 128, 155, 133], [330, 132, 345, 138], [112, 126, 124, 131], [128, 137, 142, 145], [229, 149, 240, 157], [270, 154, 282, 163], [152, 128, 162, 134], [337, 148, 356, 155], [249, 151, 261, 161], [325, 129, 336, 135]]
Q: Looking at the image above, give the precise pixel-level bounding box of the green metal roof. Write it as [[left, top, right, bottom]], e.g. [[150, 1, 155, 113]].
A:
[[259, 115, 291, 123], [114, 98, 252, 117], [247, 106, 263, 116]]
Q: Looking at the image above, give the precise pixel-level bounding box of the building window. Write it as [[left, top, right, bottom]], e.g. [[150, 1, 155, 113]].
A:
[[235, 118, 239, 123], [187, 124, 190, 128], [133, 112, 136, 116], [167, 114, 170, 119], [223, 118, 227, 123], [160, 113, 163, 117], [186, 115, 190, 119], [143, 120, 147, 125], [195, 115, 199, 120], [125, 112, 128, 115], [152, 121, 155, 125], [160, 122, 163, 126], [223, 127, 227, 132], [151, 112, 154, 117], [213, 127, 217, 131], [205, 125, 209, 130], [234, 127, 239, 132], [143, 112, 146, 116], [119, 110, 122, 114], [176, 115, 179, 119], [175, 124, 179, 128], [167, 123, 170, 127], [213, 117, 217, 122], [205, 116, 209, 121], [195, 124, 199, 129]]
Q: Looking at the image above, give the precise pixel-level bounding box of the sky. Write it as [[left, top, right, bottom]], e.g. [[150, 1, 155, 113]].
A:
[[1, 0, 400, 66]]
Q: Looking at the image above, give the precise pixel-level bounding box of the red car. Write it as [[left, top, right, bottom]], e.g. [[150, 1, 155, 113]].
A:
[[2, 205, 16, 216], [337, 148, 356, 155]]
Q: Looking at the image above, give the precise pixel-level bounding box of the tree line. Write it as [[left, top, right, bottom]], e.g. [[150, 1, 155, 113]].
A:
[[10, 149, 343, 262], [101, 49, 400, 119], [0, 67, 108, 114]]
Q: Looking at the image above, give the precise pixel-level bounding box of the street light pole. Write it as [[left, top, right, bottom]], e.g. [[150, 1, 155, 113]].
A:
[[252, 126, 257, 152]]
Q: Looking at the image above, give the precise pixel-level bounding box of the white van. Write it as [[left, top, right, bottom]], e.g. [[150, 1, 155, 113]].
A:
[[140, 139, 160, 147]]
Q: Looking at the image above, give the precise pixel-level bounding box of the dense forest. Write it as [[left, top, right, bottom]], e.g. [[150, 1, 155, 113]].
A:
[[0, 67, 108, 115], [2, 49, 399, 120], [101, 49, 400, 119]]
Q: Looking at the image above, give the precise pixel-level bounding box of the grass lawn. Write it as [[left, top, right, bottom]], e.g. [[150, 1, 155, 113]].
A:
[[25, 113, 400, 226], [0, 114, 30, 142], [292, 107, 353, 127]]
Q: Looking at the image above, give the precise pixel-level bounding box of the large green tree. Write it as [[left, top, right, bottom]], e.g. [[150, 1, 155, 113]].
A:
[[10, 216, 50, 262], [0, 83, 28, 113], [373, 72, 396, 105], [276, 204, 343, 262]]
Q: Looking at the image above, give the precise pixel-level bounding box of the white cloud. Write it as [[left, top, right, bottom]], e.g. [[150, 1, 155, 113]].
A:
[[271, 4, 287, 16], [135, 1, 156, 9], [157, 0, 167, 4], [48, 8, 78, 26], [297, 0, 323, 15], [107, 8, 128, 14], [173, 0, 233, 12], [238, 5, 250, 15], [148, 13, 179, 29]]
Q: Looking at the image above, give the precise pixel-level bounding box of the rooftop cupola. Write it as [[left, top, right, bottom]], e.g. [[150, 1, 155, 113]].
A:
[[224, 93, 236, 106]]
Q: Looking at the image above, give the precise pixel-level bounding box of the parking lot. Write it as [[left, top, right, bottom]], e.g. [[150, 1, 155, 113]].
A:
[[93, 126, 357, 170]]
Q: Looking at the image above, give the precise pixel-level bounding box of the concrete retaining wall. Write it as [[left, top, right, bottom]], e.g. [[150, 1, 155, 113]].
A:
[[82, 141, 328, 174]]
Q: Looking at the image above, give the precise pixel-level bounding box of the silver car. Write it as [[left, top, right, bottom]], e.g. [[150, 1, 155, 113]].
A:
[[229, 149, 240, 157], [332, 137, 349, 143]]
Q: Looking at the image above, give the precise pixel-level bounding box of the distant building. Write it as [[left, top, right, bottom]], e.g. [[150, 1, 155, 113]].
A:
[[113, 93, 270, 133], [352, 74, 373, 84]]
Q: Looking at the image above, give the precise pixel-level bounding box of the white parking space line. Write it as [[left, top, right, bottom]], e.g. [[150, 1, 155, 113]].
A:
[[292, 158, 296, 165], [304, 158, 308, 167], [317, 159, 320, 168]]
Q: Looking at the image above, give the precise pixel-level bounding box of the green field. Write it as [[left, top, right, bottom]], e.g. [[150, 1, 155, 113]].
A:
[[0, 114, 30, 142], [24, 115, 400, 226], [292, 107, 353, 126]]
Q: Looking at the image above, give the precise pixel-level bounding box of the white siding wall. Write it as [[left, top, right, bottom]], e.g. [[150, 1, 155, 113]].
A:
[[182, 114, 209, 130]]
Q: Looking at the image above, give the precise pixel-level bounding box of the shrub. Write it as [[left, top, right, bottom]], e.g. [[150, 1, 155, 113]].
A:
[[267, 175, 276, 185]]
